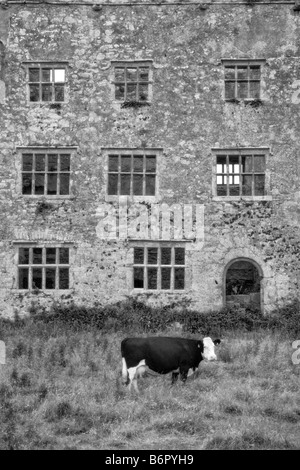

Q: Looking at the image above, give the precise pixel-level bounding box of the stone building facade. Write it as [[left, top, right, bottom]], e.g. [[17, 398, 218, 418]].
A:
[[0, 0, 299, 318]]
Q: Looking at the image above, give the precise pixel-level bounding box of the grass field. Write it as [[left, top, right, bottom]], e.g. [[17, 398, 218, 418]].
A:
[[0, 318, 299, 450]]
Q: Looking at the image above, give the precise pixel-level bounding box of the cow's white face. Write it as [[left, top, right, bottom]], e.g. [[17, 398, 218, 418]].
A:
[[202, 337, 218, 361]]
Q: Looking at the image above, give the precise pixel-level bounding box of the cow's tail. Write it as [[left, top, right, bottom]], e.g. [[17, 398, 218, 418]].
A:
[[121, 339, 129, 385], [121, 357, 129, 385]]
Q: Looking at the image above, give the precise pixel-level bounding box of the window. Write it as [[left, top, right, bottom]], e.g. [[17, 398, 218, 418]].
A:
[[18, 247, 70, 290], [215, 149, 266, 197], [108, 150, 156, 196], [133, 246, 185, 290], [26, 63, 67, 102], [21, 151, 71, 196], [222, 60, 265, 101], [112, 61, 152, 103]]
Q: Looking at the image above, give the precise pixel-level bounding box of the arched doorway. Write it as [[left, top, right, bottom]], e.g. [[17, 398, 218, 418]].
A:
[[225, 259, 262, 311]]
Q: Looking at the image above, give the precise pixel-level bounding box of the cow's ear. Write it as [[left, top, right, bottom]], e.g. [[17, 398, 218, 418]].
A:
[[214, 339, 221, 345]]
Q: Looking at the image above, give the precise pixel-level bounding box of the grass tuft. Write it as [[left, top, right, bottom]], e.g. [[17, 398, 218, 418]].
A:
[[45, 401, 73, 422]]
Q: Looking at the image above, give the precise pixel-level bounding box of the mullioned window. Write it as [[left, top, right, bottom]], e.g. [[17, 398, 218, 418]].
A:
[[222, 59, 265, 101], [24, 62, 68, 103], [133, 246, 185, 291], [111, 60, 153, 104]]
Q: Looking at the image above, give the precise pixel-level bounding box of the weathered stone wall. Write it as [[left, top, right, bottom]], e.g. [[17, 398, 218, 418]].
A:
[[0, 2, 300, 317]]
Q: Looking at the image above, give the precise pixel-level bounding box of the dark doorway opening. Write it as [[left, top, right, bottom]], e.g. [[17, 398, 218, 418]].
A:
[[225, 259, 261, 311]]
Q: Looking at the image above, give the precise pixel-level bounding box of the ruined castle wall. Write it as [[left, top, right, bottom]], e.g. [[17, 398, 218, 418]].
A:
[[0, 2, 299, 317]]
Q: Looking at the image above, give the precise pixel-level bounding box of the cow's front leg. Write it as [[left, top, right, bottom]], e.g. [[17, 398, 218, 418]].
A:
[[179, 366, 189, 383], [171, 372, 179, 384]]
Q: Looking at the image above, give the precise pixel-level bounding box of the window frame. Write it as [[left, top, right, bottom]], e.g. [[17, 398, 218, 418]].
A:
[[111, 60, 153, 104], [132, 244, 186, 292], [212, 147, 271, 201], [17, 147, 76, 199], [103, 148, 161, 201], [16, 245, 71, 291], [23, 61, 68, 104], [221, 59, 266, 102]]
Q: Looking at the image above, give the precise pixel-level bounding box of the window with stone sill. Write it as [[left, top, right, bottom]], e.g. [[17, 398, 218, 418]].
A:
[[21, 151, 71, 196], [214, 149, 267, 197], [18, 246, 70, 290], [108, 151, 156, 197], [25, 63, 67, 103], [222, 59, 265, 101], [133, 246, 185, 291], [112, 61, 152, 104]]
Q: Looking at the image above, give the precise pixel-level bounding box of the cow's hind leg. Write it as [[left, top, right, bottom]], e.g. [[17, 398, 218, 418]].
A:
[[171, 372, 179, 384], [179, 366, 189, 384], [122, 357, 129, 385], [128, 366, 139, 393]]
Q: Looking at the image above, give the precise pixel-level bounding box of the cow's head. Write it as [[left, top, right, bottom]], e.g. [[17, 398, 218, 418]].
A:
[[202, 337, 221, 361]]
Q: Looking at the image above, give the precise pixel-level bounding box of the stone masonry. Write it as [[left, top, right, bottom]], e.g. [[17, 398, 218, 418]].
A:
[[0, 0, 300, 317]]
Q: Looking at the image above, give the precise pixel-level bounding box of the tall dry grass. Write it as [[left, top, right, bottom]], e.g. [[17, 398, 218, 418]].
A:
[[0, 320, 299, 450]]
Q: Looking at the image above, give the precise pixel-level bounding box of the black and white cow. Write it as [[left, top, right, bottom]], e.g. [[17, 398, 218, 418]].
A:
[[121, 336, 221, 392]]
